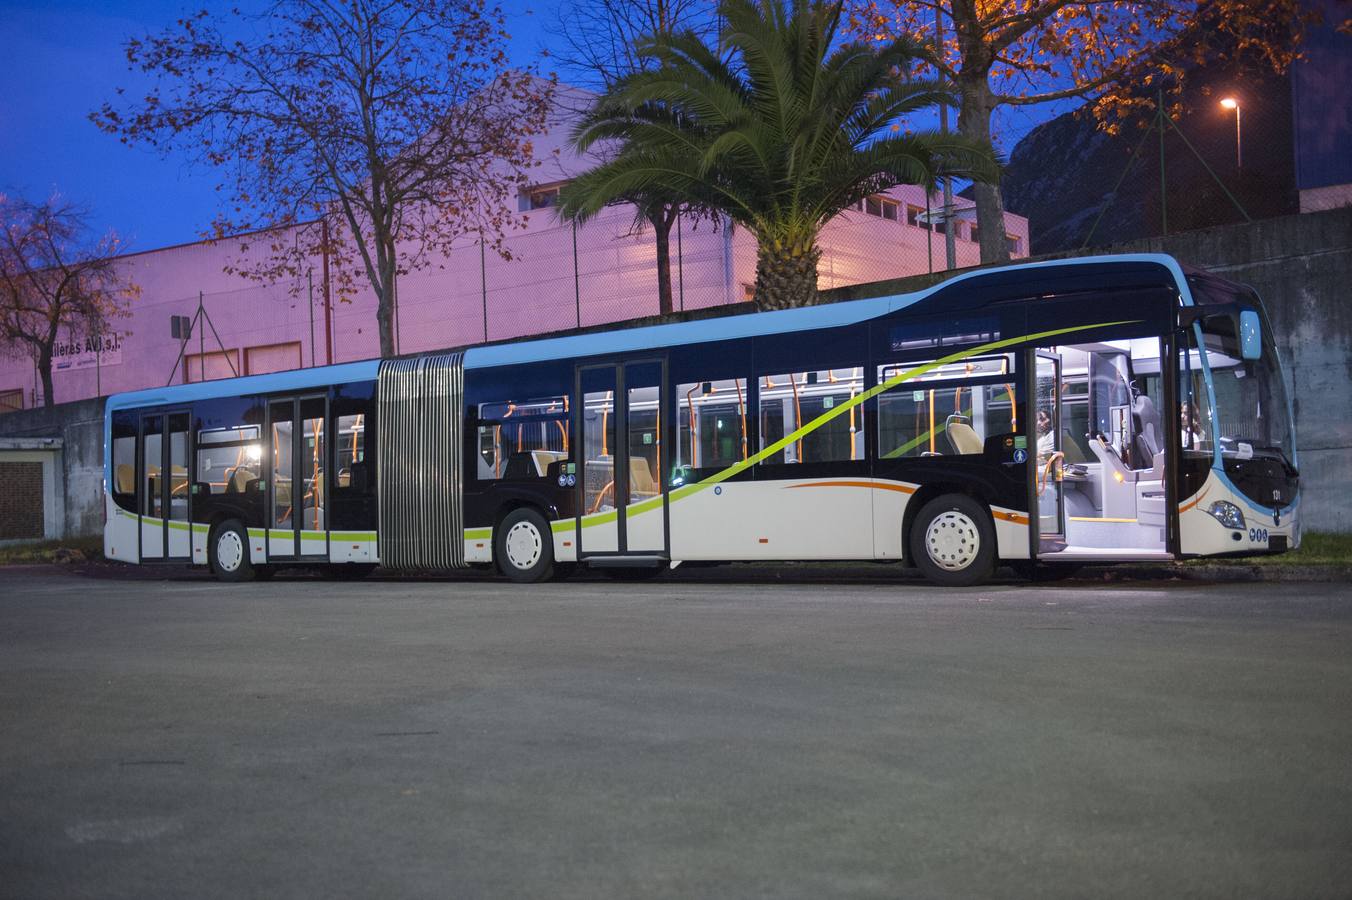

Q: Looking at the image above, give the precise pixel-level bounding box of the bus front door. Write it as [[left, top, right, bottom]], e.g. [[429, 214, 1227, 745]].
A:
[[138, 410, 192, 562], [1034, 352, 1065, 549], [576, 361, 668, 560]]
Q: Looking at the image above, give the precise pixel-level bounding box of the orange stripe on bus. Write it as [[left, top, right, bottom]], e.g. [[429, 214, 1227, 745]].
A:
[[992, 509, 1029, 525], [785, 480, 916, 495], [1179, 485, 1211, 514]]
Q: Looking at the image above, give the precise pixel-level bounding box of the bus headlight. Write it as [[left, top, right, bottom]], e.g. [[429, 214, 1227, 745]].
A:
[[1205, 501, 1245, 530]]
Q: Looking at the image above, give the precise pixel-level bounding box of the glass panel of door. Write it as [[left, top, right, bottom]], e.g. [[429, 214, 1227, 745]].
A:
[[624, 362, 664, 552], [140, 414, 164, 558], [299, 397, 327, 556], [166, 412, 192, 559], [1035, 353, 1064, 539], [269, 400, 296, 558], [579, 367, 619, 554]]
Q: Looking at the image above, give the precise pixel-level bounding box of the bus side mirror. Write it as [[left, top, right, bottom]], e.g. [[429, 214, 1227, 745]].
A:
[[1239, 310, 1262, 361]]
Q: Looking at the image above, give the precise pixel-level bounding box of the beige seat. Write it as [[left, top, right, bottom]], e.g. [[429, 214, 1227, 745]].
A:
[[629, 457, 659, 500], [116, 464, 135, 494], [530, 449, 568, 477], [945, 417, 984, 455], [226, 466, 257, 493]]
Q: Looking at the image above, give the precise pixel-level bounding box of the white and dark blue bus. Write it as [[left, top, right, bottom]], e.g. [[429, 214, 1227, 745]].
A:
[[104, 254, 1299, 586]]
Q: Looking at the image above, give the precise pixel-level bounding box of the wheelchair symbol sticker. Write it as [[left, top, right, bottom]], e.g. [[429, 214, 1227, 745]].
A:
[[1013, 448, 1028, 464]]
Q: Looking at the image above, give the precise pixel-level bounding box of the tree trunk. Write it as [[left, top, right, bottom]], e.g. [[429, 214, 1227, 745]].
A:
[[957, 76, 1010, 265], [376, 277, 396, 358], [649, 206, 676, 317], [753, 241, 821, 310], [38, 348, 54, 408]]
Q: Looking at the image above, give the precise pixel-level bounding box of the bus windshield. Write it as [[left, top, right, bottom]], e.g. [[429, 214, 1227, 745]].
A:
[[1196, 316, 1295, 468]]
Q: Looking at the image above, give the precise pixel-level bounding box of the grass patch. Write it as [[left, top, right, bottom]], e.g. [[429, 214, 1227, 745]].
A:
[[1187, 531, 1352, 567], [0, 536, 104, 566]]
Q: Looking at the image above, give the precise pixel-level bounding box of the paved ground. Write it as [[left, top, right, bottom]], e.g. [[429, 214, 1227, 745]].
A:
[[1, 565, 1349, 899]]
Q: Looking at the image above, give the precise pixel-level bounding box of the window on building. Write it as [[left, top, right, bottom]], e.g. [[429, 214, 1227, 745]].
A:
[[877, 356, 1017, 459], [185, 349, 239, 383], [906, 205, 926, 227], [245, 341, 302, 375], [0, 389, 21, 414], [675, 378, 747, 480], [863, 196, 900, 221], [759, 368, 865, 464], [1006, 234, 1022, 256], [968, 225, 980, 244], [518, 184, 563, 212], [476, 396, 570, 480]]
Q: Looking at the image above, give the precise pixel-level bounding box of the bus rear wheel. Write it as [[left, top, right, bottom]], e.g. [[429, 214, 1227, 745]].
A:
[[910, 494, 996, 587], [210, 519, 257, 583], [495, 508, 555, 584]]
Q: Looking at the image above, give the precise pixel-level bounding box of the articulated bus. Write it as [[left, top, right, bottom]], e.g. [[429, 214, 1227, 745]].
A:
[[104, 254, 1299, 586]]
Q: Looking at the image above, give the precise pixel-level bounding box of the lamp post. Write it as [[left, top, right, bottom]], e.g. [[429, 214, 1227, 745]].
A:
[[1220, 97, 1242, 170]]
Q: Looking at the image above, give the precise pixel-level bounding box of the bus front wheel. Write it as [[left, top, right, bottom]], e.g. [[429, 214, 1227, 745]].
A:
[[495, 508, 555, 584], [910, 494, 996, 587], [210, 519, 258, 583]]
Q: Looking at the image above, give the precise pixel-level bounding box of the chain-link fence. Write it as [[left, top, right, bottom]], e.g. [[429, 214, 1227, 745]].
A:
[[0, 183, 1030, 408]]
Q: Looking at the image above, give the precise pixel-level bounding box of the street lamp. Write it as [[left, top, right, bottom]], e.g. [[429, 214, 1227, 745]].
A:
[[1220, 97, 1242, 170]]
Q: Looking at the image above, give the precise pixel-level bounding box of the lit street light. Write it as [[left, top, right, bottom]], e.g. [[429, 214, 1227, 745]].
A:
[[1220, 97, 1242, 170]]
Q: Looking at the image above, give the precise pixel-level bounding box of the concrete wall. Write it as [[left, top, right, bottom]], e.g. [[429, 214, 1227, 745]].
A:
[[0, 398, 105, 539], [1100, 207, 1352, 533]]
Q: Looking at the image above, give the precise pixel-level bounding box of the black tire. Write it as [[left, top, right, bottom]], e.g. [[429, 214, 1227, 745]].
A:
[[209, 519, 257, 582], [495, 508, 555, 583], [322, 563, 376, 580], [909, 494, 997, 587]]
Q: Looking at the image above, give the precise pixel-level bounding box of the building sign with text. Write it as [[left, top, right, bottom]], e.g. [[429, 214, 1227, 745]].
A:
[[53, 331, 124, 371]]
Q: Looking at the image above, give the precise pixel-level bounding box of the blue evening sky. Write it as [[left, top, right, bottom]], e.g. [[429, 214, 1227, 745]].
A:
[[0, 0, 1059, 254]]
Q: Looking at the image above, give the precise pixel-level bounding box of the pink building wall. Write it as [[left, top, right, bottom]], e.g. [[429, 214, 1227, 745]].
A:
[[0, 100, 1028, 410]]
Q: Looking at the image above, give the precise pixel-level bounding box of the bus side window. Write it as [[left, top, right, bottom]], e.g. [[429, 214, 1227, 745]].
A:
[[675, 378, 747, 477], [477, 397, 570, 481], [335, 414, 366, 489], [877, 371, 1016, 459], [758, 368, 864, 464], [111, 413, 137, 512]]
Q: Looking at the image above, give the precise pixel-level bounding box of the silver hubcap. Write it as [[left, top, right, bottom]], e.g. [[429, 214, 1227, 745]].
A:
[[925, 511, 980, 572], [504, 520, 543, 571], [216, 530, 244, 572]]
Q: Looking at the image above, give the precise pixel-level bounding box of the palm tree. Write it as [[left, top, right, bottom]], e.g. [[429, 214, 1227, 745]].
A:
[[558, 0, 1000, 310]]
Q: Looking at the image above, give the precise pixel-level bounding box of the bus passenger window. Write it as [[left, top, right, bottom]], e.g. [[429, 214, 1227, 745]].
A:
[[675, 379, 746, 478], [476, 397, 570, 481], [111, 429, 136, 511], [335, 414, 366, 488], [197, 426, 262, 494], [877, 360, 1016, 459], [758, 369, 864, 464]]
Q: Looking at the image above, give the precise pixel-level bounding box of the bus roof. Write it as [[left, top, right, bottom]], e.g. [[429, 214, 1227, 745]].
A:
[[462, 253, 1195, 370], [105, 252, 1195, 409]]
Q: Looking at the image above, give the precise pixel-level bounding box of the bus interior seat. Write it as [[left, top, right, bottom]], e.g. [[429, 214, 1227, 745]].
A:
[[116, 464, 135, 493], [629, 457, 659, 499], [945, 416, 984, 455], [530, 449, 567, 477], [1132, 393, 1163, 467], [226, 467, 257, 493], [1061, 433, 1088, 465]]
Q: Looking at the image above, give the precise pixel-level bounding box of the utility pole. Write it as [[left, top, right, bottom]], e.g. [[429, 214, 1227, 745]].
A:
[[935, 4, 957, 270]]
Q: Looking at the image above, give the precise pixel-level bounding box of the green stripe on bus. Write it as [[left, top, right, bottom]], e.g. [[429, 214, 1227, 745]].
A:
[[331, 531, 377, 541], [464, 528, 492, 540], [564, 320, 1137, 531]]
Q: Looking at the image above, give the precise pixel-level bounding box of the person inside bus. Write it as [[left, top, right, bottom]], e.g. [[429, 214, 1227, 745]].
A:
[[1181, 401, 1205, 450], [1036, 408, 1056, 454]]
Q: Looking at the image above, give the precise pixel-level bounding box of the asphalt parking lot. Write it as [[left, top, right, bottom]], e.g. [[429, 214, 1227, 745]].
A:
[[1, 565, 1349, 899]]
